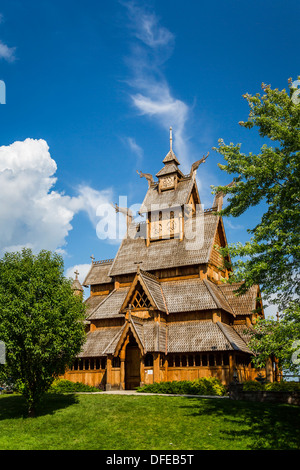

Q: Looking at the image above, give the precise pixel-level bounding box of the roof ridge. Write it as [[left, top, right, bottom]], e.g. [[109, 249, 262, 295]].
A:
[[216, 321, 252, 354], [202, 279, 221, 310], [205, 279, 235, 316], [102, 325, 126, 355]]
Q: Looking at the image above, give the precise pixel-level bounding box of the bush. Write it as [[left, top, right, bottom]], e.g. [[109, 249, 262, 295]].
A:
[[136, 377, 226, 396], [48, 379, 100, 393], [243, 381, 300, 392], [242, 381, 264, 391]]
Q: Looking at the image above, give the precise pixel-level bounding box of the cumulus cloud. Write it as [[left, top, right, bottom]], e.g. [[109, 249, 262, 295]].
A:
[[122, 1, 191, 170], [0, 138, 116, 255]]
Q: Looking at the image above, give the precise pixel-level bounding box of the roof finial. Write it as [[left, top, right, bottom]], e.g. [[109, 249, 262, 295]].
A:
[[90, 254, 95, 264], [74, 269, 79, 280], [134, 260, 143, 274], [169, 126, 173, 151]]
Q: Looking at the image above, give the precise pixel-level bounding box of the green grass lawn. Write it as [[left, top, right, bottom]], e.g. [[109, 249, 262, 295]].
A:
[[0, 393, 299, 450]]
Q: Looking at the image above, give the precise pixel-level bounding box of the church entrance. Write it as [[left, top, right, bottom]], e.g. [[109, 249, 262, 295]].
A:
[[125, 337, 141, 390]]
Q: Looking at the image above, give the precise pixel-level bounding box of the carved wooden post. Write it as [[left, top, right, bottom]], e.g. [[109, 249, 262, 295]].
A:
[[229, 352, 234, 383], [120, 345, 126, 390], [164, 355, 168, 382], [153, 352, 161, 383], [120, 357, 125, 390], [140, 356, 145, 387], [106, 355, 113, 391]]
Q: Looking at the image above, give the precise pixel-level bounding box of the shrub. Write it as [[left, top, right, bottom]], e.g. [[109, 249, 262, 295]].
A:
[[243, 381, 300, 392], [242, 381, 264, 391], [136, 377, 226, 396], [48, 379, 100, 393]]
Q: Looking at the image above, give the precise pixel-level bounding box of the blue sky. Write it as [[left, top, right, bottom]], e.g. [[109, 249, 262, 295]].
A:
[[0, 0, 298, 313]]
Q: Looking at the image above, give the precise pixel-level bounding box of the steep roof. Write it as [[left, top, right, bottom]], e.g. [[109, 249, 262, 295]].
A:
[[87, 287, 129, 320], [166, 320, 252, 354], [83, 260, 113, 287], [139, 175, 195, 213], [77, 327, 123, 357], [109, 211, 218, 276], [84, 294, 110, 315], [162, 148, 180, 165], [218, 283, 260, 316]]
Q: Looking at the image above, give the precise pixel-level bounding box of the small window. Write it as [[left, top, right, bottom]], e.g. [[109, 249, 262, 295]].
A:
[[188, 355, 194, 367], [209, 354, 215, 366], [145, 353, 153, 367], [112, 357, 120, 368]]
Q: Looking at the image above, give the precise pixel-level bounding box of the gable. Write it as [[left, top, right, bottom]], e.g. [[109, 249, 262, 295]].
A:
[[209, 218, 231, 271], [120, 270, 168, 313], [130, 281, 153, 309]]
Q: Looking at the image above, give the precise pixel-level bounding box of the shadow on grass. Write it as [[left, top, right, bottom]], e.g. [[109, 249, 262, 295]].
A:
[[0, 393, 79, 420], [181, 397, 300, 450]]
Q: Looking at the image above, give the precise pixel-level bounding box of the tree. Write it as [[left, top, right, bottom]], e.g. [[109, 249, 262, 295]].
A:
[[212, 78, 300, 309], [212, 79, 300, 375], [248, 302, 300, 376], [0, 249, 86, 416]]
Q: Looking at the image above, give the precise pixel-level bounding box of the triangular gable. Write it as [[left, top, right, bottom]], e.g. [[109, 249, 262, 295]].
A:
[[120, 270, 167, 313], [113, 318, 145, 357], [185, 174, 201, 210], [208, 217, 232, 271]]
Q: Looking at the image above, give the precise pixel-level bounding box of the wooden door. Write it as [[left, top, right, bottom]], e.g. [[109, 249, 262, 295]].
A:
[[125, 345, 141, 390]]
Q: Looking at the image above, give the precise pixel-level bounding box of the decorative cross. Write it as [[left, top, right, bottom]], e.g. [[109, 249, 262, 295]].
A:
[[90, 254, 95, 263], [74, 269, 79, 280], [170, 126, 173, 151], [134, 260, 143, 273]]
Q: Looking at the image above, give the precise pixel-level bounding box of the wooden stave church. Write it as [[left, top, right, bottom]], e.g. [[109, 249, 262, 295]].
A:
[[65, 132, 272, 390]]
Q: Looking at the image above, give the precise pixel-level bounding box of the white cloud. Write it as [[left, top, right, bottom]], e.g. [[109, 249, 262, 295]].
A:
[[0, 138, 115, 255], [0, 41, 16, 62], [0, 15, 16, 62], [65, 263, 91, 285], [124, 1, 174, 49], [122, 1, 191, 171], [126, 136, 143, 161]]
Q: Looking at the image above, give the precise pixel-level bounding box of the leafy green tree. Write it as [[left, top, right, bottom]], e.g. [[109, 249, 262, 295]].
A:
[[248, 302, 300, 376], [212, 78, 300, 308], [0, 249, 86, 416], [212, 79, 300, 374]]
